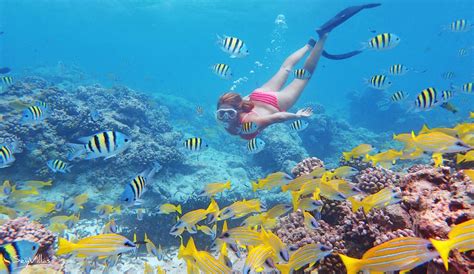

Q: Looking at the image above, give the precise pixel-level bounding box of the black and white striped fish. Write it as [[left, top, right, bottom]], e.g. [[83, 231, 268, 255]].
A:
[[1, 76, 13, 85], [67, 131, 131, 160], [217, 35, 249, 58], [47, 159, 72, 173], [388, 64, 409, 76], [0, 141, 18, 169], [211, 63, 233, 79], [367, 74, 392, 90], [448, 19, 471, 32], [120, 163, 161, 206], [414, 87, 439, 111], [294, 69, 311, 80], [247, 138, 265, 154], [183, 137, 208, 151], [367, 33, 400, 50], [20, 105, 49, 124], [441, 90, 455, 102], [290, 120, 309, 132]]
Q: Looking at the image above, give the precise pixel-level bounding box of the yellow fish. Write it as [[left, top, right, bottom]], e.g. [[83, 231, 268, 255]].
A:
[[0, 205, 17, 218], [418, 124, 458, 137], [259, 228, 290, 262], [276, 243, 333, 274], [281, 173, 315, 192], [243, 244, 274, 273], [170, 199, 218, 235], [264, 204, 292, 219], [1, 180, 12, 196], [196, 224, 217, 239], [57, 233, 136, 257], [411, 131, 471, 153], [463, 169, 474, 180], [251, 172, 292, 191], [96, 204, 121, 218], [144, 262, 154, 274], [157, 203, 182, 214], [393, 133, 416, 151], [400, 148, 425, 160], [219, 199, 262, 220], [303, 211, 319, 230], [470, 112, 474, 119], [348, 188, 402, 214], [49, 223, 68, 234], [102, 218, 118, 234], [65, 193, 89, 212], [16, 200, 60, 219], [196, 181, 231, 197], [339, 237, 439, 274], [19, 180, 53, 189], [365, 149, 403, 166], [432, 153, 444, 167], [454, 123, 474, 136], [456, 150, 474, 164], [8, 186, 39, 200], [181, 237, 232, 273], [219, 226, 263, 246], [156, 265, 166, 274], [342, 144, 373, 160], [430, 219, 474, 270]]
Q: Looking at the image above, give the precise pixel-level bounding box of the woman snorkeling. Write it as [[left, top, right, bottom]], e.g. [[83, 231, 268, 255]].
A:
[[216, 3, 380, 140]]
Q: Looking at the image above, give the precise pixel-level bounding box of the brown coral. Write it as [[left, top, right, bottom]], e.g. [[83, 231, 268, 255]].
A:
[[355, 166, 398, 194], [291, 157, 325, 177]]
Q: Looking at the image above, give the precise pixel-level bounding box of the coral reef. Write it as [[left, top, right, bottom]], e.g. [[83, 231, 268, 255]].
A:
[[338, 156, 373, 171], [355, 166, 398, 194], [291, 156, 325, 177], [0, 217, 64, 272]]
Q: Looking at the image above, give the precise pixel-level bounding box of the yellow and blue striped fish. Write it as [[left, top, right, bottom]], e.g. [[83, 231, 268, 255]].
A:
[[415, 87, 438, 110], [289, 119, 309, 132], [441, 90, 455, 102], [367, 74, 391, 90], [390, 91, 407, 102], [1, 76, 13, 85], [0, 142, 18, 169], [388, 64, 409, 76], [339, 237, 439, 274], [462, 82, 473, 93], [241, 121, 258, 134], [294, 69, 311, 80], [183, 137, 208, 151], [47, 159, 72, 173], [368, 33, 400, 50], [20, 105, 49, 124], [449, 19, 471, 32], [247, 138, 265, 154], [0, 240, 40, 274], [441, 71, 455, 80], [67, 131, 131, 160], [120, 163, 161, 206], [211, 63, 232, 79], [217, 35, 249, 58]]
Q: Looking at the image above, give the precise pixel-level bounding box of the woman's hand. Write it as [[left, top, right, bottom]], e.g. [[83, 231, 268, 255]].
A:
[[296, 107, 313, 118]]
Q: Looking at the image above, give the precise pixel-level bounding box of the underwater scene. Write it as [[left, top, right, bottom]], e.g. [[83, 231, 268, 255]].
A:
[[1, 0, 474, 273]]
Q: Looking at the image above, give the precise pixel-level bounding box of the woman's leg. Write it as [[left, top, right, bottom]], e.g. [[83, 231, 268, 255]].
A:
[[277, 34, 328, 111], [259, 42, 313, 92]]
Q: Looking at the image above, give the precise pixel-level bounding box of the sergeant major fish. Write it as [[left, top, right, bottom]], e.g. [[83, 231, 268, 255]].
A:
[[67, 131, 131, 160], [217, 35, 249, 58], [120, 163, 161, 207]]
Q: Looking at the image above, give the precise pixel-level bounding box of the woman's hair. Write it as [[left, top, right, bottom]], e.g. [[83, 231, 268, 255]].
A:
[[217, 92, 254, 113]]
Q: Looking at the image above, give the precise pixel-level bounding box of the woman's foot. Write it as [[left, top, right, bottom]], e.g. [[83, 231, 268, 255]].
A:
[[316, 3, 381, 36], [307, 38, 317, 48]]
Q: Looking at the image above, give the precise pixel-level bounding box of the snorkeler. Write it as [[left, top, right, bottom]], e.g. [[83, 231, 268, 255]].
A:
[[216, 3, 381, 139]]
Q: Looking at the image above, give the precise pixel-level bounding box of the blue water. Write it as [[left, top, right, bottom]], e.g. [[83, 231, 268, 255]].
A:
[[1, 1, 474, 273]]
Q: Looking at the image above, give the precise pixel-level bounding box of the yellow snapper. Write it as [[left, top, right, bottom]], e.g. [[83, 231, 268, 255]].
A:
[[400, 148, 425, 160], [182, 237, 232, 273], [456, 150, 474, 164], [18, 180, 53, 189], [219, 199, 262, 220], [463, 169, 474, 180], [8, 186, 39, 200], [57, 233, 136, 257], [393, 133, 416, 151], [144, 262, 154, 274], [303, 211, 319, 230], [144, 233, 163, 260], [418, 124, 458, 137], [430, 219, 474, 270], [169, 199, 218, 235], [276, 243, 333, 274], [16, 200, 61, 219], [196, 224, 217, 239], [265, 204, 292, 219], [95, 204, 121, 218], [102, 219, 118, 234], [470, 112, 474, 119], [342, 144, 374, 161], [339, 237, 439, 274], [281, 173, 315, 192], [348, 188, 402, 214], [243, 244, 274, 273], [157, 203, 182, 214], [196, 180, 231, 197], [259, 229, 290, 262], [411, 131, 471, 153], [251, 172, 292, 192], [219, 226, 263, 246], [365, 149, 403, 166], [49, 223, 68, 234], [1, 180, 12, 196], [64, 193, 89, 212], [0, 205, 17, 218], [432, 152, 444, 167]]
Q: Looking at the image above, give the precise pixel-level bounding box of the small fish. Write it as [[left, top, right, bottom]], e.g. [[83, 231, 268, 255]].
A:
[[440, 102, 458, 114], [119, 163, 161, 206], [388, 64, 409, 76], [365, 149, 403, 166], [20, 105, 49, 124], [243, 244, 274, 273], [64, 193, 89, 212], [441, 71, 455, 80], [137, 208, 145, 221], [144, 262, 154, 274], [276, 243, 333, 274], [251, 172, 292, 191], [217, 35, 249, 58], [17, 200, 62, 219], [170, 199, 218, 235], [196, 181, 231, 197], [196, 224, 217, 239], [50, 214, 80, 229], [303, 211, 319, 230], [390, 90, 407, 102], [240, 121, 258, 134], [96, 204, 121, 218], [19, 180, 53, 189], [289, 119, 309, 132], [247, 138, 265, 154], [414, 87, 439, 111], [8, 186, 39, 200], [432, 152, 444, 167], [463, 169, 474, 180], [411, 131, 471, 153], [47, 159, 72, 173], [90, 108, 101, 122], [470, 112, 474, 119], [219, 226, 263, 246], [0, 240, 40, 273], [57, 234, 136, 257], [102, 219, 118, 234], [294, 69, 311, 80], [157, 203, 182, 214], [49, 222, 68, 234], [348, 188, 402, 214], [367, 33, 401, 50], [67, 131, 132, 160], [0, 142, 18, 168], [441, 90, 455, 101], [196, 106, 204, 116], [456, 150, 474, 164], [156, 266, 166, 274], [323, 166, 358, 181], [0, 205, 17, 219], [1, 180, 12, 195], [458, 48, 469, 56], [144, 233, 161, 259], [367, 74, 391, 90], [219, 199, 262, 220], [448, 19, 471, 32], [461, 82, 473, 94], [342, 144, 373, 161], [211, 63, 233, 79], [339, 237, 439, 273], [183, 137, 208, 151], [1, 76, 13, 85]]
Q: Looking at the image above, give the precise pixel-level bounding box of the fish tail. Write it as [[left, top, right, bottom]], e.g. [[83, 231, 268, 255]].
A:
[[281, 184, 288, 192], [251, 181, 259, 192], [225, 180, 231, 189], [66, 143, 86, 160], [57, 237, 76, 255], [456, 153, 465, 164], [291, 191, 299, 212], [364, 154, 371, 163], [176, 204, 182, 215], [347, 197, 362, 213], [339, 254, 362, 274], [275, 263, 291, 274], [430, 238, 453, 270], [342, 152, 351, 161]]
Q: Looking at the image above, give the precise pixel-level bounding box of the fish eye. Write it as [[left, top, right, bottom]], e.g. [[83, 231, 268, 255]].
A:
[[221, 232, 230, 238], [125, 198, 129, 202], [124, 139, 129, 142], [124, 241, 136, 247], [320, 245, 331, 252], [427, 243, 435, 251], [388, 81, 392, 84], [279, 250, 289, 261], [32, 245, 37, 250]]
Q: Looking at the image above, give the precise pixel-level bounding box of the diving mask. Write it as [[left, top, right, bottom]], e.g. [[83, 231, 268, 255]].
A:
[[215, 108, 238, 121]]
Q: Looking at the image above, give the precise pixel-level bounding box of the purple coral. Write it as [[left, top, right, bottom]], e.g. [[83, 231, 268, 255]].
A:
[[355, 166, 398, 194], [291, 157, 325, 177]]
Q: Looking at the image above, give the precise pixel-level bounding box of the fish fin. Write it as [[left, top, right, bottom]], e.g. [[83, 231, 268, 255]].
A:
[[230, 55, 237, 59], [176, 204, 182, 215], [456, 153, 465, 164], [104, 154, 117, 160], [225, 180, 231, 189], [57, 237, 76, 255], [275, 263, 291, 274], [347, 197, 362, 213], [290, 191, 299, 212], [251, 181, 259, 192], [430, 238, 452, 270], [66, 143, 86, 161], [339, 254, 361, 274], [342, 152, 351, 161]]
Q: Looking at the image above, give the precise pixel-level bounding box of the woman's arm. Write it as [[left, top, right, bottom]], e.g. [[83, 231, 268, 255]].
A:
[[254, 108, 313, 127]]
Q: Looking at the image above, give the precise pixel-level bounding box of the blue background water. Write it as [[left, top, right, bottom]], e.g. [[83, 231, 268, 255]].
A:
[[1, 0, 473, 132]]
